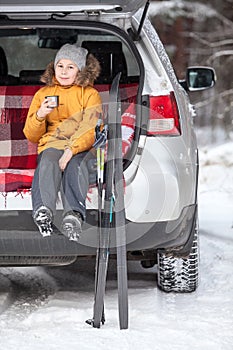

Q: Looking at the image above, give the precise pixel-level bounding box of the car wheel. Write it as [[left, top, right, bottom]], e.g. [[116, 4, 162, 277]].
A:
[[157, 221, 199, 293]]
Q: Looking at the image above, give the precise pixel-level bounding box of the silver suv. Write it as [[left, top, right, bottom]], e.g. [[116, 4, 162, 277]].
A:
[[0, 0, 215, 292]]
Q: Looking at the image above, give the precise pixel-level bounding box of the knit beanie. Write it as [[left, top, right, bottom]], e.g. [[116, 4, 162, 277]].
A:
[[54, 44, 88, 70]]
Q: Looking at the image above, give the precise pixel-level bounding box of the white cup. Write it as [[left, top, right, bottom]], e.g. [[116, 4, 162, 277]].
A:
[[46, 95, 59, 108]]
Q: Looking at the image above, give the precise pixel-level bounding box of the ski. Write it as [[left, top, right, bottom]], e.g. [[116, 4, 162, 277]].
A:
[[114, 95, 128, 329], [91, 73, 121, 328]]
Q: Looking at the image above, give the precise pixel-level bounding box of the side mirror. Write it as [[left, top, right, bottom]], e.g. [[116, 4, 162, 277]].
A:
[[186, 66, 216, 91]]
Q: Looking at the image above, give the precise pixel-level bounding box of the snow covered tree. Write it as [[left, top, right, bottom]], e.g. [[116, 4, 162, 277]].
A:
[[149, 0, 233, 143]]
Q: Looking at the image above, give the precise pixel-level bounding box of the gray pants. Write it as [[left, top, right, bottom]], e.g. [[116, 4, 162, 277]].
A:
[[31, 148, 95, 220]]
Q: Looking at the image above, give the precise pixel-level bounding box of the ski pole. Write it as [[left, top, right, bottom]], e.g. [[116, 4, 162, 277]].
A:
[[86, 118, 107, 327]]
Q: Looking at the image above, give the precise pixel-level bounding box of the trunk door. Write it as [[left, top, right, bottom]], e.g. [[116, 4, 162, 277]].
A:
[[0, 0, 147, 17]]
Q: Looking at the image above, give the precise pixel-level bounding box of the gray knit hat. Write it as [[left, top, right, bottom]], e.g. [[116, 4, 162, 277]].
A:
[[54, 44, 88, 70]]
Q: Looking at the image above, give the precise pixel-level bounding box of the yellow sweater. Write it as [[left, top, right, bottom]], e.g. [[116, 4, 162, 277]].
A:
[[23, 84, 102, 155]]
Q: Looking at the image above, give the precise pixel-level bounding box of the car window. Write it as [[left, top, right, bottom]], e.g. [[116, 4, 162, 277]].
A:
[[0, 27, 140, 81]]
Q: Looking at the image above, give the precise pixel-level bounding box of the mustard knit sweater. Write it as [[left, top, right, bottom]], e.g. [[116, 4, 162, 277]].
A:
[[23, 84, 102, 155]]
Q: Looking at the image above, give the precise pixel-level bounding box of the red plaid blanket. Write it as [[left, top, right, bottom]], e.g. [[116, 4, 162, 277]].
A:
[[0, 85, 40, 191], [0, 169, 35, 192], [0, 85, 40, 168], [0, 84, 137, 193]]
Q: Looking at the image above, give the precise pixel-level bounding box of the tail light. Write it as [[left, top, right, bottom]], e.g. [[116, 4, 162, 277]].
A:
[[147, 91, 181, 136]]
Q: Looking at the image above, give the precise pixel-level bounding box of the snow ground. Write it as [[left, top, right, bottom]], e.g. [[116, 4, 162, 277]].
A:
[[0, 141, 233, 350]]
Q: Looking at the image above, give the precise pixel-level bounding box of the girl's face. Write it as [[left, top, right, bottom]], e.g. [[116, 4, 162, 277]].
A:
[[55, 59, 79, 86]]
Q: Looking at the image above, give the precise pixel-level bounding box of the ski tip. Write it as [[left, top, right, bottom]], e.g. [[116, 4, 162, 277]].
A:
[[85, 318, 94, 326], [85, 318, 103, 328]]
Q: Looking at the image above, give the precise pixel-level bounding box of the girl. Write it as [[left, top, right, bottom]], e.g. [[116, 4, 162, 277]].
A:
[[24, 43, 102, 241]]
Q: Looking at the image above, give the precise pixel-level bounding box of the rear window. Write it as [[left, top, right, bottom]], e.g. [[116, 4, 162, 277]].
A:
[[0, 27, 140, 84]]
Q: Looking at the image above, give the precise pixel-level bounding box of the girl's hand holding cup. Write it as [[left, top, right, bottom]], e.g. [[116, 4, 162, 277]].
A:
[[36, 95, 59, 120]]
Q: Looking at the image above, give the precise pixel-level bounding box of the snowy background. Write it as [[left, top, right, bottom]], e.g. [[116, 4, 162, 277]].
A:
[[0, 133, 232, 349], [0, 0, 233, 348]]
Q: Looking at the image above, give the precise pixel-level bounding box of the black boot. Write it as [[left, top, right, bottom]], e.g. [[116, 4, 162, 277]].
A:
[[61, 211, 83, 242], [33, 206, 53, 237]]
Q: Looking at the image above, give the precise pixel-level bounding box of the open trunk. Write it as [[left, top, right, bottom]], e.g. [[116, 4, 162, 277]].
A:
[[0, 17, 144, 260]]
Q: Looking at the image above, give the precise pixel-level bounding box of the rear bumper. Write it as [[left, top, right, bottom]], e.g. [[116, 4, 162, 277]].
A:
[[0, 204, 196, 258]]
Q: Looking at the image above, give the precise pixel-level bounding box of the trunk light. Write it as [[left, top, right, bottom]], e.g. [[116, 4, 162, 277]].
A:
[[147, 92, 181, 136]]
